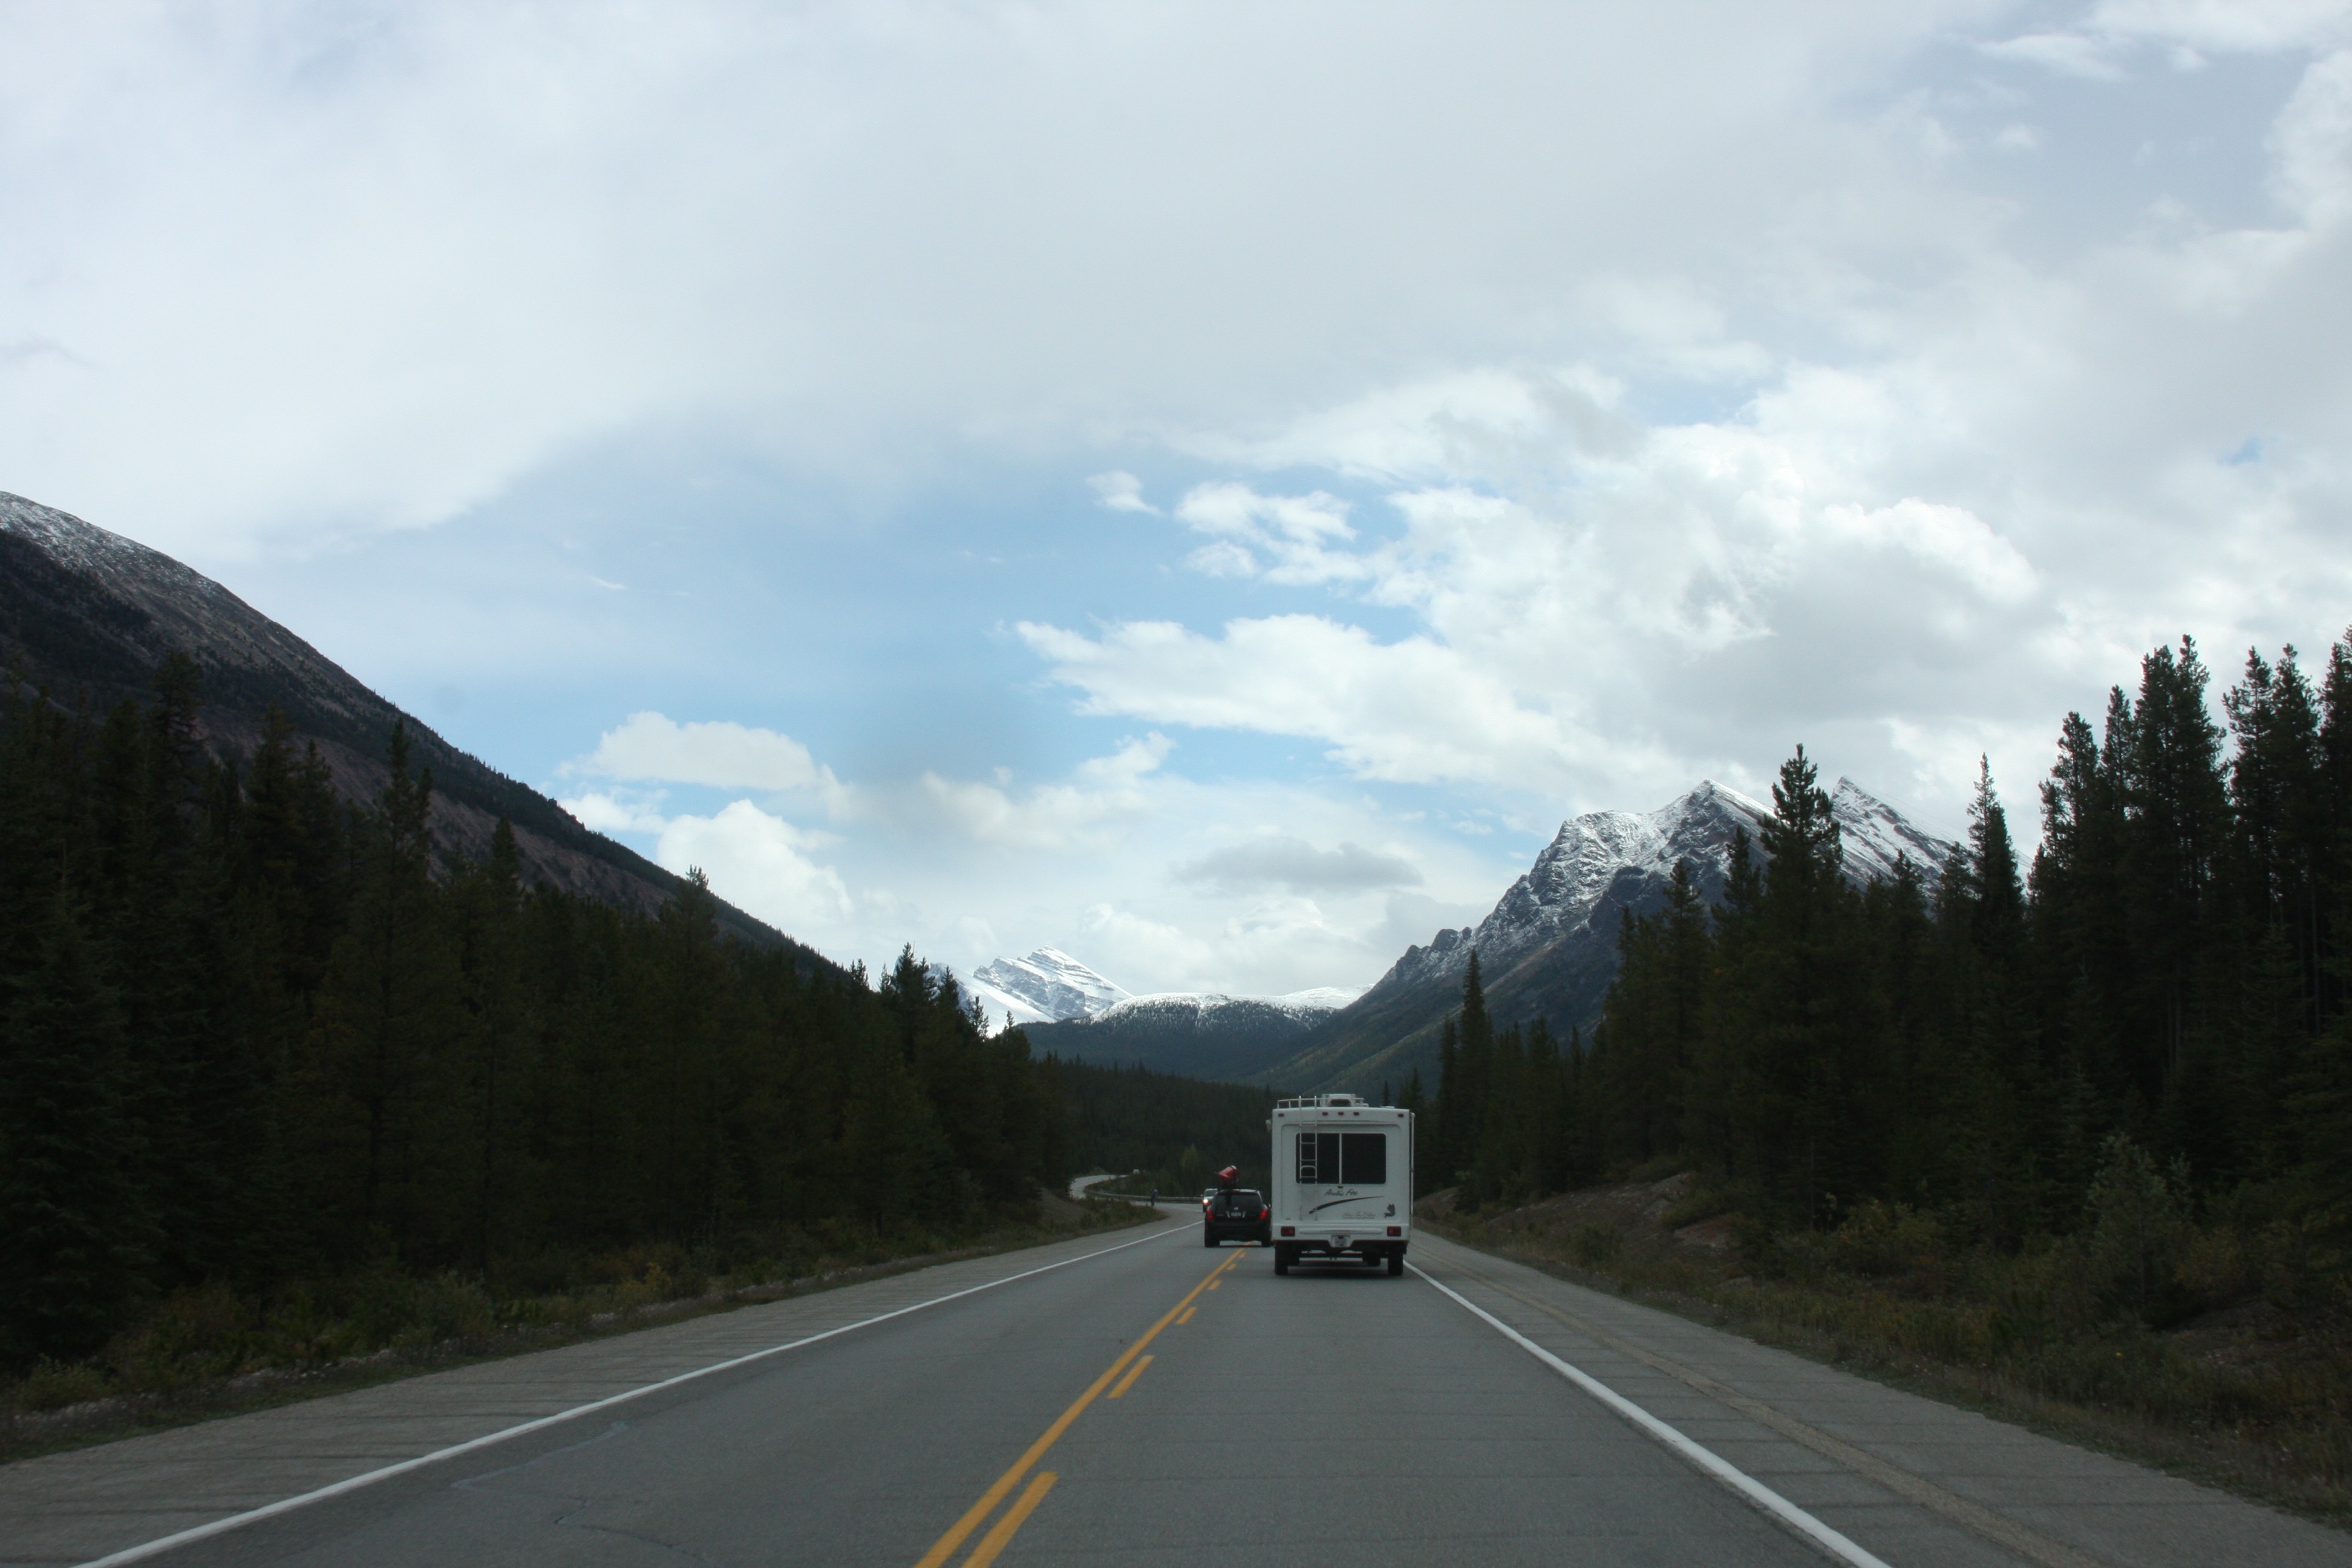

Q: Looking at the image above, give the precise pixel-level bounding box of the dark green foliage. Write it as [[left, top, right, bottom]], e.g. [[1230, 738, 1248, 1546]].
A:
[[1059, 1060, 1277, 1194], [0, 676, 1071, 1368], [1427, 627, 2352, 1287]]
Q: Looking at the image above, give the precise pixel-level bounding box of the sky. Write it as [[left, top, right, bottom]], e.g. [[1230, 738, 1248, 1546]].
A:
[[7, 0, 2351, 1001]]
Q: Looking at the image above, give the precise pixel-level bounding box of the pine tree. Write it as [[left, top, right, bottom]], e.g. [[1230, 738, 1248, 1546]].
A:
[[309, 721, 462, 1257], [0, 887, 156, 1359], [1431, 1016, 1462, 1187]]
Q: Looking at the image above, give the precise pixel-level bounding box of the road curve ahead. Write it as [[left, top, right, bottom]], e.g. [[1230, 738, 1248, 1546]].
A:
[[18, 1213, 2350, 1567]]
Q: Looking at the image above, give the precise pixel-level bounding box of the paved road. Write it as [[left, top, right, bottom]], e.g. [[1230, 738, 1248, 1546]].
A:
[[7, 1210, 2348, 1567]]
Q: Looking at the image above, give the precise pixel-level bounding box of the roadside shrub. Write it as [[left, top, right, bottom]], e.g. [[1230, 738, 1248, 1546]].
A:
[[1821, 1201, 1949, 1286], [1569, 1223, 1624, 1265], [2086, 1135, 2194, 1324], [13, 1358, 109, 1413]]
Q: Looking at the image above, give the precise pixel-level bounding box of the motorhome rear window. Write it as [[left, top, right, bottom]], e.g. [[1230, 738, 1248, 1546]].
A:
[[1295, 1131, 1387, 1185]]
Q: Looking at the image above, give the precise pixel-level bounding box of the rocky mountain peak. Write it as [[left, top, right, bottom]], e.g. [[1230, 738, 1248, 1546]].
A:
[[1831, 775, 1955, 884], [1374, 776, 1949, 1000], [964, 948, 1134, 1025], [1264, 774, 1959, 1096]]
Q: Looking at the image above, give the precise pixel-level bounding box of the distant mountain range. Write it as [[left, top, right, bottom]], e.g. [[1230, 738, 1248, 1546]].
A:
[[964, 780, 1952, 1093], [953, 947, 1357, 1079], [1263, 777, 1955, 1095], [1021, 988, 1361, 1082], [0, 492, 805, 958]]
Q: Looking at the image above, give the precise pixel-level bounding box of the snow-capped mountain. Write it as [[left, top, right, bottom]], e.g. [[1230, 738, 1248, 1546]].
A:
[[962, 948, 1134, 1027], [1831, 777, 1956, 885], [1088, 987, 1361, 1027], [1377, 778, 1950, 1000], [1022, 986, 1362, 1083], [953, 944, 1364, 1081], [1268, 777, 1955, 1096]]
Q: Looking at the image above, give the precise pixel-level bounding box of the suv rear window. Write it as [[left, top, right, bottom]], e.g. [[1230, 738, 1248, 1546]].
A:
[[1295, 1131, 1387, 1186]]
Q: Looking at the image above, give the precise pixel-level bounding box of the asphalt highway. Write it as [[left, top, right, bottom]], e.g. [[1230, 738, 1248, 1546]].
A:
[[31, 1210, 2351, 1568], [113, 1220, 1840, 1568]]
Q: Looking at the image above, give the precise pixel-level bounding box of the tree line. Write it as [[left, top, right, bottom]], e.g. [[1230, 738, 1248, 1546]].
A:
[[1056, 1060, 1278, 1196], [1420, 630, 2352, 1254], [0, 661, 1069, 1368]]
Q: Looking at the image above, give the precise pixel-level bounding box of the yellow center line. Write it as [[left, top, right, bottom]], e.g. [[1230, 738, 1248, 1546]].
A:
[[960, 1472, 1056, 1568], [911, 1251, 1238, 1568], [1106, 1354, 1153, 1400]]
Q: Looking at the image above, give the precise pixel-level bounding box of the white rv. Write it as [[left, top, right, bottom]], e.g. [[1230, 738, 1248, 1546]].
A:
[[1268, 1094, 1414, 1276]]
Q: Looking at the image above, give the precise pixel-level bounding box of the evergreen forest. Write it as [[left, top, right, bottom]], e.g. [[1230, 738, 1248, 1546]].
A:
[[1060, 1063, 1279, 1196], [1420, 630, 2352, 1293], [0, 661, 1074, 1371]]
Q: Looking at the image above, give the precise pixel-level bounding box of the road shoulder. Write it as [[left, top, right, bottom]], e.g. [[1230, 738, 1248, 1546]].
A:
[[0, 1214, 1183, 1568], [1413, 1232, 2352, 1568]]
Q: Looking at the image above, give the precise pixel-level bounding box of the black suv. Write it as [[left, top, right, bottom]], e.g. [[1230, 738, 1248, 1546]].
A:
[[1203, 1187, 1270, 1247]]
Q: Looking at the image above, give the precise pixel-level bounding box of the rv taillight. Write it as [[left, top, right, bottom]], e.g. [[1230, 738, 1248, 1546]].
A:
[[1279, 1225, 1295, 1237], [1386, 1226, 1402, 1236]]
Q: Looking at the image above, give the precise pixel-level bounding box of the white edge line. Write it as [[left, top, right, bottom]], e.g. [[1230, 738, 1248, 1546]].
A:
[[1409, 1263, 1893, 1568], [77, 1220, 1188, 1568]]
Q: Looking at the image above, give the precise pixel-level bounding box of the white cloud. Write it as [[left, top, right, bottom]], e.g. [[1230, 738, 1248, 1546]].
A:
[[1018, 614, 1615, 790], [1980, 33, 2130, 79], [2272, 50, 2352, 226], [656, 800, 854, 933], [920, 733, 1169, 850], [1175, 837, 1423, 894], [560, 789, 670, 835], [2085, 0, 2352, 54], [1088, 470, 1157, 513], [572, 711, 855, 815], [1170, 482, 1367, 585], [1820, 499, 2039, 605], [0, 1, 1990, 557]]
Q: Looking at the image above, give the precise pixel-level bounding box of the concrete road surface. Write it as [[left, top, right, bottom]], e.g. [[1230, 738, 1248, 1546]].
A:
[[5, 1211, 2347, 1567]]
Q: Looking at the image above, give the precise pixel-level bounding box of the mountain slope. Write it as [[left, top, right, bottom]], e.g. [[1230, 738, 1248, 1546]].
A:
[[1270, 778, 1954, 1095], [1021, 988, 1354, 1082], [0, 492, 802, 956]]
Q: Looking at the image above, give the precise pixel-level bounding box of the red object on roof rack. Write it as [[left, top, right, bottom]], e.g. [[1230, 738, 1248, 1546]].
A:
[[1216, 1166, 1239, 1187]]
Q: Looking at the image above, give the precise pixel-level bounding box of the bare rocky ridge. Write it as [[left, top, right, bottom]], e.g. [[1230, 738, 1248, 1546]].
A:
[[0, 492, 802, 956]]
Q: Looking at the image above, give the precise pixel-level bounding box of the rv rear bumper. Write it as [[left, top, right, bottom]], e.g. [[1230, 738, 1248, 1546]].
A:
[[1284, 1236, 1407, 1260]]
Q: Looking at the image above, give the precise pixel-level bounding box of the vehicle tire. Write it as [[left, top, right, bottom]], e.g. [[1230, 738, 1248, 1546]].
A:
[[1387, 1251, 1405, 1276], [1203, 1228, 1216, 1247], [1274, 1246, 1291, 1275]]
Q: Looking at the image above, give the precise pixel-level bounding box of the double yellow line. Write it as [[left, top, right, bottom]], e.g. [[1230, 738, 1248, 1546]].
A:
[[913, 1249, 1243, 1568]]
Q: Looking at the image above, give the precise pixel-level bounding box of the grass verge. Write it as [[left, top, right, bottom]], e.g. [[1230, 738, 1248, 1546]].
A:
[[2, 1194, 1157, 1465], [1423, 1178, 2352, 1529]]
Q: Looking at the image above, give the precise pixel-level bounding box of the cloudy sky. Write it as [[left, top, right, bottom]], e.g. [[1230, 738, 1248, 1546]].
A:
[[7, 1, 2350, 998]]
